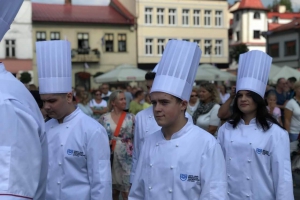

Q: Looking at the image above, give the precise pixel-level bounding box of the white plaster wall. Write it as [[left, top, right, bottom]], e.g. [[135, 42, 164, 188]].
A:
[[248, 45, 266, 52], [243, 10, 267, 44], [267, 18, 292, 24]]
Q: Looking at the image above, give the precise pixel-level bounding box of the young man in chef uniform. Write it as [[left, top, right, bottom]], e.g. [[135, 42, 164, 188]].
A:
[[0, 1, 48, 199], [129, 40, 227, 200], [36, 40, 112, 200]]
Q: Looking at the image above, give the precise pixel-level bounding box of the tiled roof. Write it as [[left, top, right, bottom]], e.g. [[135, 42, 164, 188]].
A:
[[268, 12, 300, 19], [268, 23, 282, 30], [235, 0, 268, 11], [32, 2, 134, 25], [271, 18, 300, 32]]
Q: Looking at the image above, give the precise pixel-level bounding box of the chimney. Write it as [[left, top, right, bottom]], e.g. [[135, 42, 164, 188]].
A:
[[65, 0, 72, 4]]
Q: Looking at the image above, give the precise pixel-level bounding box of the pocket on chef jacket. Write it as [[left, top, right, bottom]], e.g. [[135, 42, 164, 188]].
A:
[[0, 146, 11, 191], [99, 160, 111, 181]]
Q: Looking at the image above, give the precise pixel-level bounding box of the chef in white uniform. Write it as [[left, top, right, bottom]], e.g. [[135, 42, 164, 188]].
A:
[[217, 50, 294, 200], [0, 1, 48, 199], [129, 40, 227, 200], [36, 40, 112, 200]]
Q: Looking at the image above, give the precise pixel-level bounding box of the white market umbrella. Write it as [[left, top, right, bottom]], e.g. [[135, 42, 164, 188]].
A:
[[269, 65, 300, 84], [198, 64, 236, 81], [195, 66, 218, 81], [94, 64, 147, 83], [269, 64, 281, 78]]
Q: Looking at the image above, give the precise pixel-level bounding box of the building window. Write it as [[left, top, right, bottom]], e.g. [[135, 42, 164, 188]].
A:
[[269, 43, 279, 57], [145, 7, 153, 24], [157, 39, 165, 55], [145, 38, 153, 55], [5, 40, 15, 58], [253, 30, 260, 39], [236, 31, 240, 41], [183, 39, 190, 42], [157, 8, 164, 25], [105, 33, 114, 52], [36, 32, 46, 41], [254, 12, 260, 19], [193, 10, 200, 26], [215, 11, 222, 27], [285, 40, 296, 56], [272, 16, 279, 23], [168, 9, 176, 25], [204, 10, 211, 26], [77, 33, 89, 54], [235, 13, 239, 21], [118, 34, 126, 52], [204, 40, 211, 55], [182, 9, 189, 26], [50, 32, 60, 40], [194, 39, 201, 47], [215, 40, 222, 56]]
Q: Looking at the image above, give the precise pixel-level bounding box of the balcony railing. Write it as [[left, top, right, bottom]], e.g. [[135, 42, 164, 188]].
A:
[[71, 48, 100, 63]]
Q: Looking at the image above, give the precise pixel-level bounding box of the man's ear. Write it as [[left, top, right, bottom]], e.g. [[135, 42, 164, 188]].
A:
[[181, 100, 188, 111], [66, 92, 73, 104]]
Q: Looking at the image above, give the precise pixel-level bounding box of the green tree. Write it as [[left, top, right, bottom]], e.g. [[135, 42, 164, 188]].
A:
[[230, 44, 249, 63], [20, 71, 32, 84], [279, 0, 293, 12]]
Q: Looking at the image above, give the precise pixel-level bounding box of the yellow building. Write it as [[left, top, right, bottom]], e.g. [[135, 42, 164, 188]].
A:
[[32, 0, 137, 89], [119, 0, 229, 70]]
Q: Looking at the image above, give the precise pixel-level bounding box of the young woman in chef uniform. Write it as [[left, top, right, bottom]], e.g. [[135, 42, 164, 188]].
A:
[[217, 50, 294, 200]]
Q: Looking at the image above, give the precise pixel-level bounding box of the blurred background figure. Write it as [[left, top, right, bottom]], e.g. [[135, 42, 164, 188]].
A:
[[143, 93, 151, 109], [285, 81, 300, 142], [89, 89, 108, 119], [77, 91, 93, 117], [28, 84, 38, 91], [74, 85, 85, 103], [219, 84, 230, 104], [99, 90, 134, 200], [266, 91, 282, 126], [129, 90, 144, 115], [118, 85, 133, 112], [101, 83, 112, 101], [30, 90, 50, 121], [287, 77, 297, 100], [187, 88, 200, 116], [193, 82, 221, 135]]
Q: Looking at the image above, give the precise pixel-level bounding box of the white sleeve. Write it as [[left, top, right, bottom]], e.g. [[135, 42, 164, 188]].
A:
[[130, 113, 142, 183], [285, 100, 294, 111], [103, 100, 107, 107], [87, 126, 112, 200], [271, 129, 294, 200], [209, 104, 221, 126], [199, 141, 228, 200]]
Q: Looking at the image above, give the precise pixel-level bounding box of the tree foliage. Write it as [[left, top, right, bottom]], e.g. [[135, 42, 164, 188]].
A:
[[230, 44, 249, 63], [20, 71, 32, 84]]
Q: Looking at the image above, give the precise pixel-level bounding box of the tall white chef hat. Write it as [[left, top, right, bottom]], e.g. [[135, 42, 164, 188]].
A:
[[36, 40, 72, 94], [0, 0, 23, 41], [150, 40, 202, 101], [152, 64, 159, 73], [236, 50, 272, 98]]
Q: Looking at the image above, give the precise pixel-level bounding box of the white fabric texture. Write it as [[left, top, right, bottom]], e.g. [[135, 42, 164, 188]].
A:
[[285, 99, 300, 134], [89, 99, 107, 108], [196, 104, 221, 131]]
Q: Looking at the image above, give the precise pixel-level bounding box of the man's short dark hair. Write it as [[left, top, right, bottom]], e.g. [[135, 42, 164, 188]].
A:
[[276, 78, 285, 85], [134, 90, 144, 98], [288, 77, 297, 83], [145, 72, 156, 81]]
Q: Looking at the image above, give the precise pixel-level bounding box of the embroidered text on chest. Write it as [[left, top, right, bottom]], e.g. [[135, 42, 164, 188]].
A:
[[256, 148, 270, 156], [67, 149, 86, 157]]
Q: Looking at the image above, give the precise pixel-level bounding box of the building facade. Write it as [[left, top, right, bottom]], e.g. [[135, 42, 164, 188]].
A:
[[32, 0, 136, 89], [0, 0, 33, 80]]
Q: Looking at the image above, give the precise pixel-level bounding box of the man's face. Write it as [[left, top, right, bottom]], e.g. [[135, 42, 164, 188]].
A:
[[146, 80, 154, 92], [40, 93, 72, 120], [150, 92, 186, 128], [101, 84, 109, 95], [287, 80, 294, 90], [278, 78, 287, 90]]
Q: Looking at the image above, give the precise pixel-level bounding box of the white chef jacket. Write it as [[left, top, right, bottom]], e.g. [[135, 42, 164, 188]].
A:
[[0, 63, 48, 200], [130, 106, 193, 183], [217, 119, 294, 200], [129, 120, 227, 200], [45, 108, 112, 200]]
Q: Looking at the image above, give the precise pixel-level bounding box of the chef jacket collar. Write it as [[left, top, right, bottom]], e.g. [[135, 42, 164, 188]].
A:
[[161, 118, 193, 140], [239, 118, 256, 125], [62, 107, 80, 123]]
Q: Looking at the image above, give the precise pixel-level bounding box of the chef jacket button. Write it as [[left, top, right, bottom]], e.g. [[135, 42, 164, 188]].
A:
[[51, 126, 53, 128], [227, 174, 230, 177], [249, 143, 252, 145], [170, 166, 173, 169], [248, 160, 251, 163], [150, 164, 153, 167], [168, 189, 172, 193], [247, 177, 250, 180], [146, 130, 148, 133], [58, 162, 62, 166], [57, 181, 60, 185], [156, 143, 159, 146], [148, 186, 152, 190], [176, 144, 179, 147], [227, 192, 230, 195], [61, 144, 63, 147], [149, 116, 152, 118], [66, 126, 69, 128], [246, 195, 250, 197], [229, 157, 232, 160], [231, 140, 233, 143]]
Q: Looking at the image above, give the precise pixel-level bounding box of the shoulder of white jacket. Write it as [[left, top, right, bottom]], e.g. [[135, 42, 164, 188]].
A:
[[267, 123, 288, 137]]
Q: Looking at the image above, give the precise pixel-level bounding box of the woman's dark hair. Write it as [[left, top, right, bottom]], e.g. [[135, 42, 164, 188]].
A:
[[229, 90, 282, 131]]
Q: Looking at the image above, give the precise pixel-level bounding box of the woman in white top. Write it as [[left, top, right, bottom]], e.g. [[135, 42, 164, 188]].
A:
[[285, 81, 300, 142], [89, 89, 108, 120], [219, 84, 230, 104], [187, 88, 200, 116], [193, 82, 221, 135]]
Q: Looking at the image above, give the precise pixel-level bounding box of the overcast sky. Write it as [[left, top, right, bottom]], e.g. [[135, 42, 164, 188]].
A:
[[31, 0, 300, 10]]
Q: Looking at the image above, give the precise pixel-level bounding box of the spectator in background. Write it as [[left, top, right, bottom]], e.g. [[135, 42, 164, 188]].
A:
[[193, 82, 221, 135], [101, 83, 112, 101], [219, 84, 230, 104], [77, 91, 93, 117], [275, 78, 288, 124], [287, 77, 297, 100], [266, 91, 282, 126], [129, 90, 144, 115], [74, 85, 85, 103], [187, 88, 200, 116], [142, 93, 151, 109], [118, 85, 133, 112], [29, 84, 38, 91], [284, 81, 300, 142], [89, 89, 108, 120]]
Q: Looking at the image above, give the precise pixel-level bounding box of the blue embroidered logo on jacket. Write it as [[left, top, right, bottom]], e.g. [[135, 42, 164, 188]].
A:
[[256, 148, 270, 156], [67, 149, 85, 157], [180, 174, 187, 181]]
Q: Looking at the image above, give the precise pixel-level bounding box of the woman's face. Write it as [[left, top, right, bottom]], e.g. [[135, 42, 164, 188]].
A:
[[237, 90, 257, 115], [199, 87, 212, 103], [267, 95, 276, 107], [112, 92, 126, 110], [94, 91, 102, 100], [189, 91, 198, 103], [219, 85, 225, 93]]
